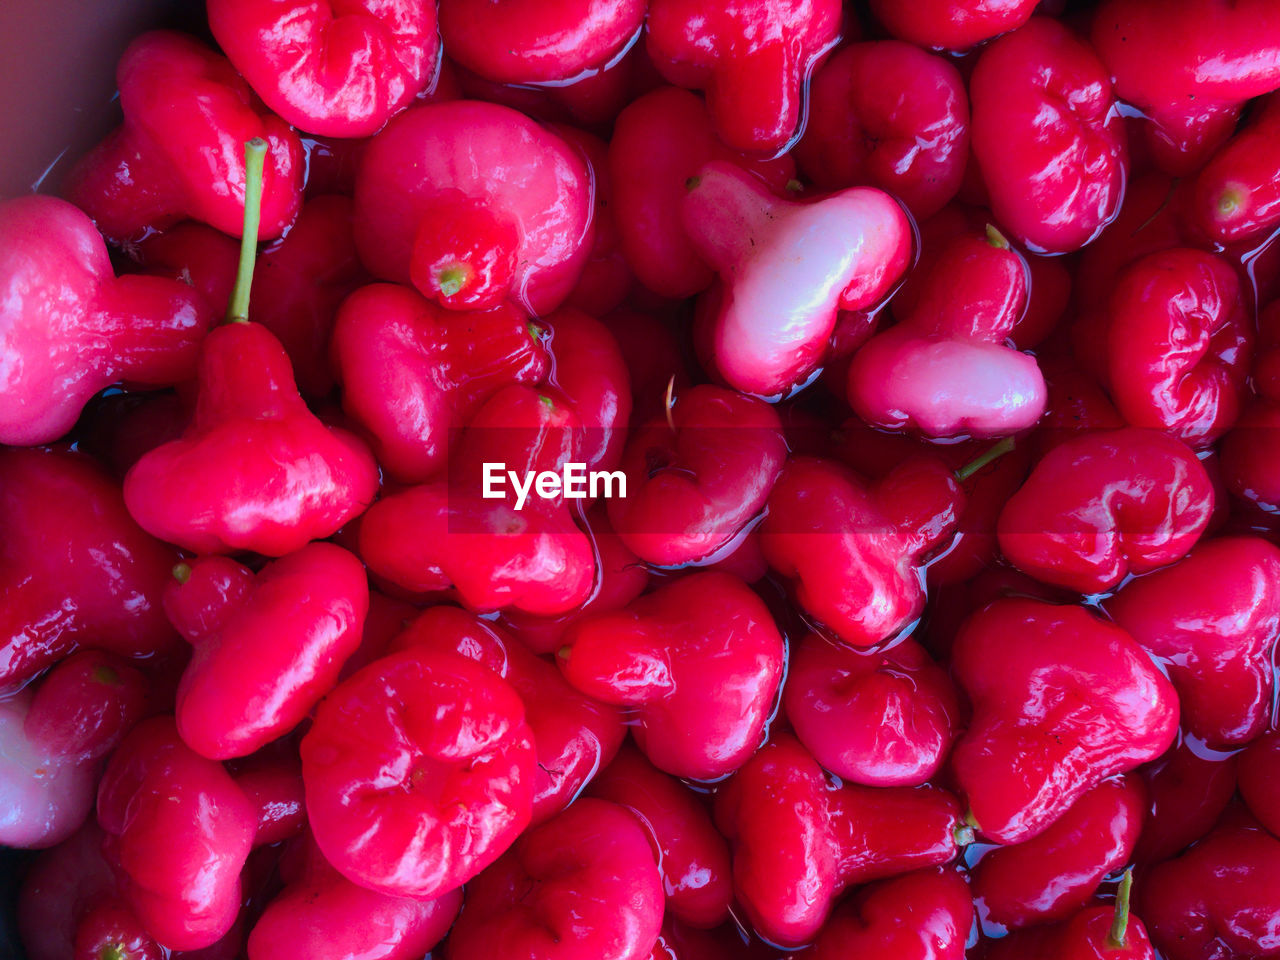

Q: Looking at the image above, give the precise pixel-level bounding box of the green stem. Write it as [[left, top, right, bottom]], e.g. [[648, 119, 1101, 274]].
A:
[[226, 138, 268, 324], [955, 436, 1016, 482], [1107, 868, 1133, 948]]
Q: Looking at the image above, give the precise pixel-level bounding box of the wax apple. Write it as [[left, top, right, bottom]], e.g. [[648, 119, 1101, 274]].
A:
[[716, 733, 967, 947], [1192, 94, 1280, 244], [784, 633, 959, 787], [354, 100, 593, 314], [447, 799, 664, 960], [23, 650, 147, 763], [64, 31, 303, 243], [645, 0, 841, 153], [684, 162, 911, 397], [1241, 733, 1280, 838], [0, 447, 178, 689], [998, 428, 1214, 593], [1134, 742, 1237, 865], [208, 0, 440, 137], [796, 41, 969, 219], [761, 455, 962, 647], [871, 0, 1037, 49], [301, 648, 535, 899], [950, 599, 1178, 845], [18, 822, 127, 960], [559, 572, 784, 780], [988, 874, 1155, 960], [970, 18, 1126, 254], [165, 544, 369, 759]]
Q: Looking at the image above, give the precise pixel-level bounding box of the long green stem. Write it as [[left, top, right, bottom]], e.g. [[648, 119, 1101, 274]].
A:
[[955, 436, 1016, 482], [227, 138, 268, 324], [1107, 868, 1133, 948]]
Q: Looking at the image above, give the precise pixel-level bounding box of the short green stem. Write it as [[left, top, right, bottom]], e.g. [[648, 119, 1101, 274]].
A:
[[955, 436, 1016, 482], [226, 138, 268, 324], [985, 223, 1010, 249], [1108, 868, 1133, 948], [172, 562, 192, 584]]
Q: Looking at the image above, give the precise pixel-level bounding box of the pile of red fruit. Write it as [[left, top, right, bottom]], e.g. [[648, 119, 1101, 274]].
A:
[[5, 0, 1280, 958]]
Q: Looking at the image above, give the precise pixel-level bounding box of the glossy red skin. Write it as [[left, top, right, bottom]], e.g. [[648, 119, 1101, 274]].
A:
[[353, 100, 593, 315], [448, 798, 664, 960], [64, 31, 303, 244], [331, 283, 547, 482], [608, 385, 786, 566], [1108, 537, 1280, 746], [609, 86, 795, 299], [560, 571, 783, 780], [24, 650, 147, 763], [18, 822, 119, 960], [358, 480, 596, 615], [1240, 732, 1280, 838], [0, 447, 177, 689], [849, 229, 1046, 438], [301, 647, 535, 899], [247, 833, 462, 960], [73, 899, 164, 960], [760, 456, 962, 647], [871, 0, 1037, 49], [589, 744, 733, 927], [806, 868, 973, 960], [684, 162, 912, 398], [795, 42, 969, 219], [208, 0, 439, 138], [166, 544, 369, 759], [124, 321, 379, 557], [1221, 398, 1280, 514], [0, 196, 212, 446], [1106, 249, 1251, 448], [970, 18, 1127, 255], [1133, 741, 1237, 865], [440, 0, 644, 84], [646, 0, 840, 154], [1092, 0, 1280, 165], [951, 599, 1179, 845], [784, 632, 959, 787], [986, 903, 1156, 960], [973, 776, 1145, 933], [388, 606, 625, 823], [1141, 818, 1280, 960], [97, 717, 256, 950], [997, 428, 1214, 593], [715, 733, 965, 947], [232, 756, 307, 847], [1192, 95, 1280, 244]]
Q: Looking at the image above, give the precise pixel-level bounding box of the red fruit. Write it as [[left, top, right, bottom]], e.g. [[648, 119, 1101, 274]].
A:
[[796, 41, 969, 219], [300, 648, 535, 899], [231, 754, 307, 848], [683, 162, 912, 397], [1239, 732, 1280, 839], [589, 745, 734, 928], [64, 31, 303, 244], [354, 100, 593, 315], [208, 0, 440, 138], [0, 447, 178, 688], [871, 0, 1038, 49], [165, 543, 369, 759], [97, 717, 256, 950], [1192, 94, 1280, 244], [950, 599, 1178, 845], [447, 798, 664, 960], [609, 87, 795, 299], [0, 196, 213, 446], [645, 0, 841, 154], [997, 428, 1214, 594], [18, 822, 119, 960], [784, 632, 959, 787], [1108, 537, 1280, 747], [970, 18, 1127, 254], [388, 606, 625, 824], [761, 455, 962, 647], [247, 832, 461, 960], [715, 733, 966, 947], [609, 385, 786, 566], [440, 0, 645, 85], [23, 650, 147, 763], [331, 283, 547, 482], [806, 868, 973, 960], [987, 879, 1155, 960], [73, 899, 164, 960], [1133, 741, 1238, 865], [124, 321, 379, 557], [973, 776, 1146, 932], [560, 571, 784, 780]]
